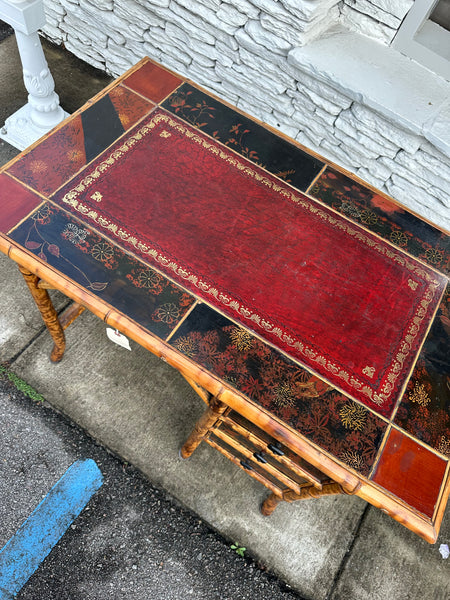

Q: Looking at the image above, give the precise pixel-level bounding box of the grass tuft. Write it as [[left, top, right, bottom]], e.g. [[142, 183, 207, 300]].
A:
[[0, 364, 45, 403]]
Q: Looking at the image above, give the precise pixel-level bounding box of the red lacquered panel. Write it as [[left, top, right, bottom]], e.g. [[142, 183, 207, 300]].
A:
[[109, 84, 155, 129], [123, 60, 182, 103], [373, 428, 447, 517], [6, 116, 86, 196], [0, 174, 43, 234]]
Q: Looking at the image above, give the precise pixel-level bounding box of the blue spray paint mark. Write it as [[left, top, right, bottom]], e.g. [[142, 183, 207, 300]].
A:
[[0, 458, 103, 599]]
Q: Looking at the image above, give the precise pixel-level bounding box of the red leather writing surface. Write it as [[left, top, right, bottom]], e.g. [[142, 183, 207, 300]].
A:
[[52, 110, 446, 415]]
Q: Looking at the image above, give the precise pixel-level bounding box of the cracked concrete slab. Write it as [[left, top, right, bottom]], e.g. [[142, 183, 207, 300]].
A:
[[330, 505, 450, 600]]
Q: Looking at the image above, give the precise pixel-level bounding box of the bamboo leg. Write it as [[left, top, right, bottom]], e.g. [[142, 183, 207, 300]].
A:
[[18, 265, 66, 362], [180, 396, 228, 459], [261, 482, 345, 516], [260, 492, 283, 516]]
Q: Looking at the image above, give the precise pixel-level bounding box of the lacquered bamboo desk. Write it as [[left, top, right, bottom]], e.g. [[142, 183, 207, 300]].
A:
[[1, 57, 449, 543]]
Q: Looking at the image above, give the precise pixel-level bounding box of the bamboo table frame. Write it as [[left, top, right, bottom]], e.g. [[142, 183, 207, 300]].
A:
[[1, 57, 449, 544]]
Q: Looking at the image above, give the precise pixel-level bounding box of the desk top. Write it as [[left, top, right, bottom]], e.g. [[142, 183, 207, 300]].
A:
[[0, 57, 449, 542]]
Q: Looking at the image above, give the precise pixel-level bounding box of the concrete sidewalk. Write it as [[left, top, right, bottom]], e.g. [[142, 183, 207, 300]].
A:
[[1, 31, 449, 600]]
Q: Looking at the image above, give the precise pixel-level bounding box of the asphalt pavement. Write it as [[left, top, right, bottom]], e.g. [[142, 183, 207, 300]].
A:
[[0, 370, 301, 600]]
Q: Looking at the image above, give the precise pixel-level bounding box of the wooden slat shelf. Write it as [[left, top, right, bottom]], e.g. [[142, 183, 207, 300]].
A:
[[207, 433, 290, 498], [201, 407, 332, 502], [222, 410, 326, 489], [210, 424, 305, 495]]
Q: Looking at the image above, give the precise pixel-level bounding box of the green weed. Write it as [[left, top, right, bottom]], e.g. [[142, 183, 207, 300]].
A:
[[0, 365, 45, 403], [230, 543, 246, 558]]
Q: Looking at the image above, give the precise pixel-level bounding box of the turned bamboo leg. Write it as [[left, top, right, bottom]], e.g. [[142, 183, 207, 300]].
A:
[[180, 396, 228, 459], [261, 481, 345, 516], [260, 492, 283, 516], [18, 265, 66, 362]]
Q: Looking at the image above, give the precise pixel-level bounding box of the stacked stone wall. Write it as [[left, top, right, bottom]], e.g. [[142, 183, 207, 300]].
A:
[[42, 0, 449, 228], [340, 0, 414, 44]]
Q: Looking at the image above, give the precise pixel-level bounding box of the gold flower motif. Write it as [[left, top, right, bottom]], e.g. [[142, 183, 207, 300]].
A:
[[91, 242, 114, 262], [438, 436, 450, 457], [409, 381, 431, 407], [153, 302, 180, 324], [341, 202, 361, 219], [67, 149, 84, 163], [425, 248, 443, 265], [407, 279, 418, 291], [137, 269, 162, 289], [30, 159, 48, 174], [33, 205, 51, 221], [362, 366, 375, 379], [90, 191, 103, 202], [390, 231, 408, 247], [273, 383, 295, 408], [360, 209, 378, 225], [229, 327, 253, 351], [62, 223, 88, 244], [340, 450, 365, 471], [339, 403, 367, 431], [174, 336, 198, 358]]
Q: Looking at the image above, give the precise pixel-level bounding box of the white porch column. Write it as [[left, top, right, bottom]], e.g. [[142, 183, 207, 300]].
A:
[[0, 0, 68, 150]]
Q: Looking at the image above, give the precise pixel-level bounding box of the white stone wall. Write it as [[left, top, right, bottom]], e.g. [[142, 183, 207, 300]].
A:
[[340, 0, 414, 44], [42, 0, 449, 229]]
